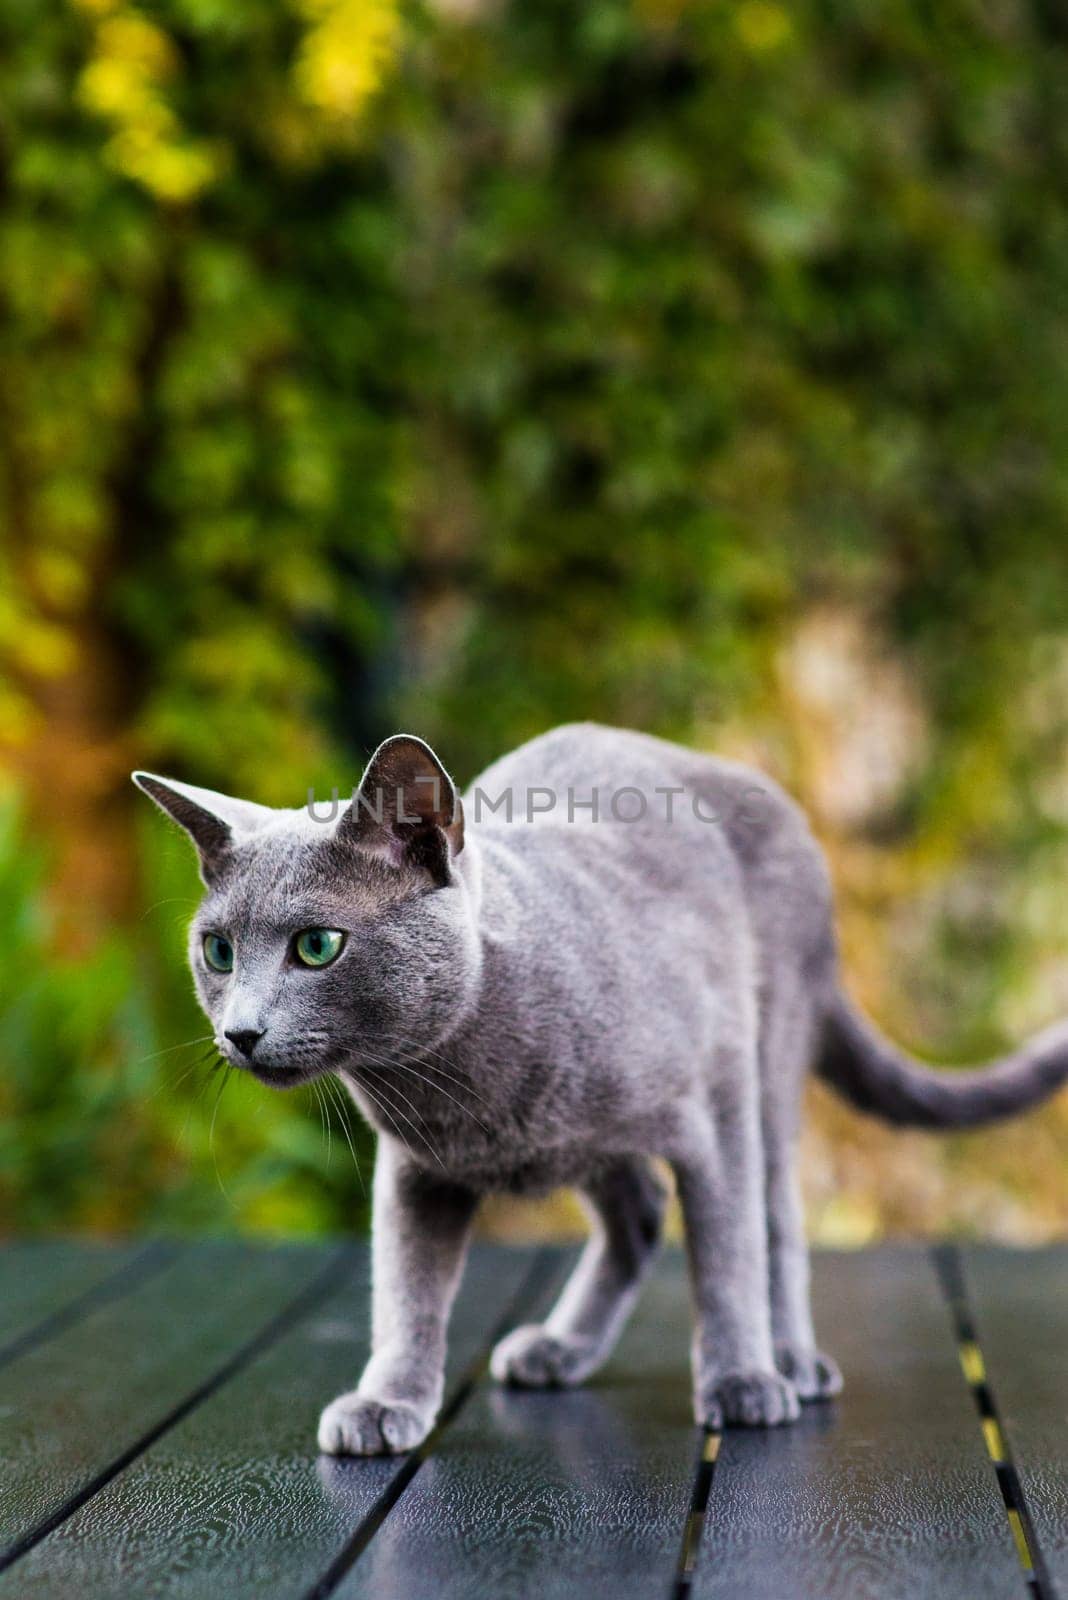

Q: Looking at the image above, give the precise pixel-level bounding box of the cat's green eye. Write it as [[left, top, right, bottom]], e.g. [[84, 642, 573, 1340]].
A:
[[294, 927, 345, 968], [203, 933, 233, 974]]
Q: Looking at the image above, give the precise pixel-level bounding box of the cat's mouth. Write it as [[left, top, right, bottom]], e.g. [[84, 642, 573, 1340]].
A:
[[217, 1051, 313, 1089], [245, 1061, 310, 1089], [217, 1033, 335, 1088]]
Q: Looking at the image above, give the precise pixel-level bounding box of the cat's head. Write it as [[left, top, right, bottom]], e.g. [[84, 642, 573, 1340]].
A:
[[133, 736, 479, 1087]]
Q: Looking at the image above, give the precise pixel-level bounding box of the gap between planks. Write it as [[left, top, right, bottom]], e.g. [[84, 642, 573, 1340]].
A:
[[672, 1249, 1057, 1600], [673, 1428, 721, 1599], [933, 1245, 1055, 1600], [301, 1246, 565, 1600], [9, 1243, 1042, 1600], [0, 1242, 175, 1374], [0, 1246, 356, 1580]]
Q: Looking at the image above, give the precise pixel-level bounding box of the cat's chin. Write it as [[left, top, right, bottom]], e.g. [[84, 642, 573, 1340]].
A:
[[245, 1062, 310, 1090]]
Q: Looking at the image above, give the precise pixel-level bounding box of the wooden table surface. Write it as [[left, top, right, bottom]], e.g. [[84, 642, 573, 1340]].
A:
[[0, 1241, 1061, 1599]]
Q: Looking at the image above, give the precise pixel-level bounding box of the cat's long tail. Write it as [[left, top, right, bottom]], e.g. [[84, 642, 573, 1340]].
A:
[[817, 987, 1068, 1128]]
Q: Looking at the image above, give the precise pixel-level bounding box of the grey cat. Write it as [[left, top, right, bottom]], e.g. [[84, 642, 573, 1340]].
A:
[[133, 724, 1068, 1452]]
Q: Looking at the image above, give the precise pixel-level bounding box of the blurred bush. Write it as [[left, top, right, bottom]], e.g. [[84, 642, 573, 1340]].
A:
[[2, 0, 1068, 1238]]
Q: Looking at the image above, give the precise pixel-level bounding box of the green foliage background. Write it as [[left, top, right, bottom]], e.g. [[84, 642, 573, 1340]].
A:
[[3, 0, 1068, 1239]]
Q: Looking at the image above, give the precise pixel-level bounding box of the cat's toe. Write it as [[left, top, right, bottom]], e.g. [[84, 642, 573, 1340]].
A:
[[317, 1392, 431, 1456], [697, 1370, 800, 1429], [490, 1324, 597, 1387], [774, 1343, 844, 1400]]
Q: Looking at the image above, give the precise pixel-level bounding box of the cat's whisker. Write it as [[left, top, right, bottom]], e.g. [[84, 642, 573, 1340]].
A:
[[346, 1067, 443, 1172], [323, 1073, 366, 1196], [140, 894, 198, 921], [369, 1037, 491, 1106], [145, 1048, 217, 1103], [358, 1062, 433, 1135], [182, 1053, 225, 1142], [320, 1081, 333, 1164], [308, 1080, 324, 1151], [345, 1043, 489, 1134], [365, 1057, 489, 1134], [366, 1029, 490, 1097], [209, 1063, 234, 1203], [349, 1072, 417, 1165], [312, 1079, 332, 1165], [358, 1065, 448, 1171], [135, 1033, 214, 1068], [378, 1058, 490, 1133]]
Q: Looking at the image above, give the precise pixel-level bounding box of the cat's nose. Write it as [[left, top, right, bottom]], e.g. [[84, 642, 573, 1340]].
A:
[[225, 1028, 264, 1060]]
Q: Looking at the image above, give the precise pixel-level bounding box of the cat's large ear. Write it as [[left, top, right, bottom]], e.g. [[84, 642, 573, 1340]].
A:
[[131, 772, 273, 883], [338, 735, 464, 885]]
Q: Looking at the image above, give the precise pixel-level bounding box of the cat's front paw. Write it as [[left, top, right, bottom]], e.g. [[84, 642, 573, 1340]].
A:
[[317, 1391, 434, 1456], [490, 1324, 601, 1388], [774, 1343, 843, 1400], [697, 1369, 800, 1429]]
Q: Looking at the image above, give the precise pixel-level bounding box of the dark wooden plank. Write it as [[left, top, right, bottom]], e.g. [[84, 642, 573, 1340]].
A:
[[694, 1248, 1020, 1600], [1, 1245, 548, 1600], [332, 1249, 699, 1600], [964, 1244, 1068, 1591], [0, 1241, 336, 1568], [0, 1241, 159, 1364]]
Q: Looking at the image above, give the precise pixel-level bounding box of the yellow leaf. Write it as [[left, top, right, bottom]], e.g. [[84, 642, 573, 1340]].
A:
[[295, 0, 401, 123], [75, 4, 226, 202]]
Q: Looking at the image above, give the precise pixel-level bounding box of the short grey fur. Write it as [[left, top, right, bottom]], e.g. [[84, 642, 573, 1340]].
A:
[[133, 723, 1068, 1451]]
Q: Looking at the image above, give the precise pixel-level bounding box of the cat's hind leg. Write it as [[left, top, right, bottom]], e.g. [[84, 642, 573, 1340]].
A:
[[761, 988, 842, 1401], [766, 1146, 842, 1399], [490, 1156, 667, 1388]]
